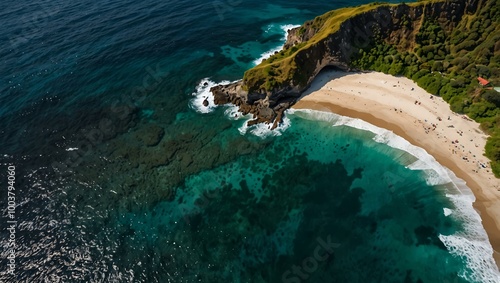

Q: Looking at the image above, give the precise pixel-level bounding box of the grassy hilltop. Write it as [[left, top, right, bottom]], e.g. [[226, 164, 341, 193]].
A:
[[242, 3, 380, 92]]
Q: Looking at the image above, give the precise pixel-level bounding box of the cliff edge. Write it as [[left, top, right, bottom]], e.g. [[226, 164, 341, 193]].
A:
[[211, 0, 481, 129]]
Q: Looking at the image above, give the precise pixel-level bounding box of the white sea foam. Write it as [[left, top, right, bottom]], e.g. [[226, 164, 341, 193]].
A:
[[440, 191, 500, 282], [190, 78, 292, 138], [237, 115, 292, 139], [280, 24, 302, 34], [252, 24, 300, 66], [292, 108, 453, 186], [189, 78, 233, 113], [290, 108, 500, 282], [224, 105, 250, 121], [191, 23, 300, 137], [252, 46, 282, 66], [291, 108, 463, 188]]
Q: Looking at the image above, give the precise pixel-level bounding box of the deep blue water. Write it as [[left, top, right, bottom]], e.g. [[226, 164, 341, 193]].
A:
[[1, 0, 499, 282]]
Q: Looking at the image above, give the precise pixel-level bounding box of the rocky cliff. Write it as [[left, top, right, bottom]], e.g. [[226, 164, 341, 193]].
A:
[[210, 0, 479, 128]]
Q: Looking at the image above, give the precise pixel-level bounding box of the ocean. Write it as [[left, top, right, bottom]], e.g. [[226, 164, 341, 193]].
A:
[[1, 0, 499, 282]]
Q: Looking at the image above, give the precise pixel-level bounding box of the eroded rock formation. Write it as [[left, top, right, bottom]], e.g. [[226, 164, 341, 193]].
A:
[[210, 0, 479, 127]]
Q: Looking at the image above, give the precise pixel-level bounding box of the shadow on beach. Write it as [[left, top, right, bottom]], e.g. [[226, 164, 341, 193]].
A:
[[298, 67, 359, 99]]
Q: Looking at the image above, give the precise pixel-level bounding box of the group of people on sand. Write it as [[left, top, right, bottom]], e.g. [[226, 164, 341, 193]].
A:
[[416, 103, 489, 173], [449, 136, 490, 173], [423, 123, 438, 134]]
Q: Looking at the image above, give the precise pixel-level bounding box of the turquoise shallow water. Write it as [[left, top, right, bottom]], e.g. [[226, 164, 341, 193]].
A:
[[1, 0, 499, 282]]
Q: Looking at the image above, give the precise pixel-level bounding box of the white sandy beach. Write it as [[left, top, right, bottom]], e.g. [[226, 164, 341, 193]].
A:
[[293, 71, 500, 267]]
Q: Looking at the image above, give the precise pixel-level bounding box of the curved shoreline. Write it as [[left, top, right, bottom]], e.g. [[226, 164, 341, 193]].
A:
[[293, 71, 500, 269]]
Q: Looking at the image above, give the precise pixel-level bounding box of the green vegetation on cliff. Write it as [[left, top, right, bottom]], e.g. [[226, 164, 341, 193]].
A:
[[242, 3, 384, 93], [242, 0, 446, 93], [241, 0, 500, 176], [351, 0, 500, 175]]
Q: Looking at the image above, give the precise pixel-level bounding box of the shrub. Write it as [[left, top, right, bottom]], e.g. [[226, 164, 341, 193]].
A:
[[449, 96, 467, 113], [439, 83, 459, 101], [486, 136, 500, 176], [477, 65, 491, 77], [467, 102, 497, 119], [412, 69, 430, 81], [427, 80, 442, 95], [483, 90, 500, 107], [455, 40, 477, 52], [451, 57, 469, 69], [450, 76, 467, 88], [404, 65, 419, 77]]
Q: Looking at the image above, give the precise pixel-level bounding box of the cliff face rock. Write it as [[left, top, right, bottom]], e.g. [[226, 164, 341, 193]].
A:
[[211, 81, 295, 129], [211, 0, 479, 127]]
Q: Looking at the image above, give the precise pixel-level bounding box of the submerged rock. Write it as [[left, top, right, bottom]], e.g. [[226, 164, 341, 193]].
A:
[[135, 123, 165, 146]]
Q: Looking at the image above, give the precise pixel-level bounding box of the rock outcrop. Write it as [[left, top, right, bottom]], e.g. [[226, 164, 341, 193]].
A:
[[210, 0, 479, 127]]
